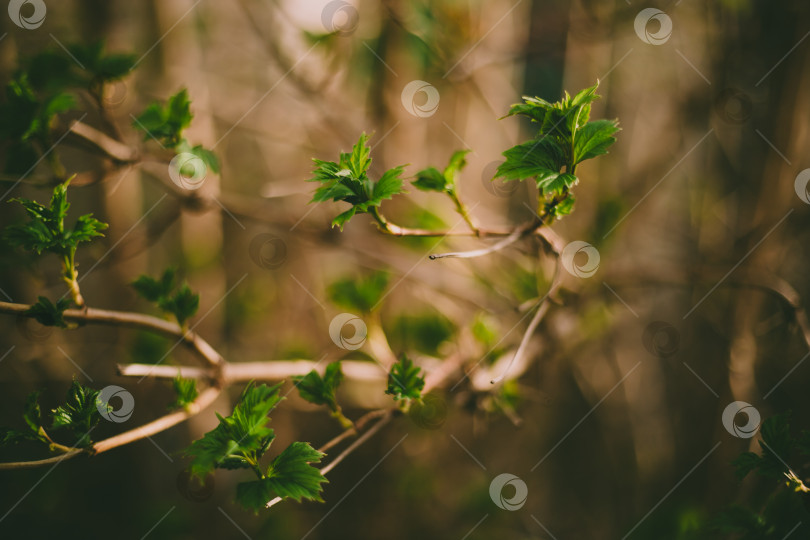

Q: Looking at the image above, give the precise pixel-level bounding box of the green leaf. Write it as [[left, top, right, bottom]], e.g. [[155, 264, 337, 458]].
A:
[[0, 391, 47, 447], [96, 53, 136, 80], [25, 296, 70, 328], [551, 194, 576, 218], [412, 167, 448, 192], [132, 89, 193, 148], [732, 452, 762, 481], [189, 145, 221, 174], [331, 207, 357, 231], [372, 166, 406, 203], [308, 134, 406, 230], [496, 139, 565, 187], [51, 379, 101, 445], [327, 271, 389, 313], [293, 362, 344, 412], [4, 178, 107, 257], [23, 391, 43, 433], [443, 149, 470, 184], [162, 284, 199, 326], [132, 269, 199, 326], [185, 382, 283, 479], [573, 119, 620, 165], [170, 376, 198, 410], [540, 172, 578, 197], [348, 133, 372, 178], [236, 442, 327, 512], [385, 355, 425, 401], [131, 268, 175, 303]]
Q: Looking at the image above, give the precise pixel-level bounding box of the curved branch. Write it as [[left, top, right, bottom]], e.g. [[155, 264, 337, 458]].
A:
[[0, 301, 224, 370], [92, 387, 221, 454], [0, 386, 221, 470]]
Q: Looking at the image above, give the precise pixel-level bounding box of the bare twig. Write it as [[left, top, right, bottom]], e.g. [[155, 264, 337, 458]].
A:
[[0, 301, 224, 370], [118, 360, 386, 383]]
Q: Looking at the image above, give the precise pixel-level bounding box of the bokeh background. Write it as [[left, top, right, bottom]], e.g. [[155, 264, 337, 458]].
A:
[[2, 0, 810, 538]]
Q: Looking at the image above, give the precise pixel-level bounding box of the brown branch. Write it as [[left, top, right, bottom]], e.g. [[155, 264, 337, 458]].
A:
[[66, 121, 139, 163], [118, 360, 386, 384], [0, 301, 224, 370], [0, 386, 221, 470]]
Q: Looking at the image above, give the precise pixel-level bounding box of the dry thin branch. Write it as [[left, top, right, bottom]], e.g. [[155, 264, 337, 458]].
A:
[[118, 360, 386, 383], [0, 301, 224, 370]]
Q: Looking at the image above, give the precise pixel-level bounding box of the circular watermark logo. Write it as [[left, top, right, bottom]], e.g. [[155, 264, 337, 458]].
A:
[[794, 169, 810, 204], [169, 152, 207, 191], [713, 88, 752, 125], [103, 80, 128, 110], [16, 315, 52, 341], [642, 321, 680, 359], [401, 80, 440, 118], [482, 160, 518, 198], [176, 469, 215, 502], [321, 0, 359, 36], [722, 401, 760, 439], [561, 241, 600, 278], [329, 313, 367, 350], [97, 385, 135, 423], [249, 234, 287, 270], [8, 0, 46, 30], [408, 393, 447, 430], [634, 8, 672, 45], [489, 473, 528, 511]]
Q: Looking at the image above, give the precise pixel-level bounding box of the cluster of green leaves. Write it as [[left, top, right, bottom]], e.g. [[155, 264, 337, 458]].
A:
[[4, 178, 108, 306], [0, 41, 135, 175], [385, 355, 425, 402], [308, 133, 406, 230], [711, 414, 810, 538], [5, 178, 107, 259], [131, 268, 200, 327], [25, 296, 71, 328], [184, 382, 327, 512], [327, 271, 389, 313], [169, 375, 199, 410], [293, 362, 352, 428], [0, 380, 104, 450], [496, 82, 619, 219], [132, 89, 220, 173]]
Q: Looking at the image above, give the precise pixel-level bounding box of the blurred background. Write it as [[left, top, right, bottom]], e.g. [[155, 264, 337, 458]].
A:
[[2, 0, 810, 538]]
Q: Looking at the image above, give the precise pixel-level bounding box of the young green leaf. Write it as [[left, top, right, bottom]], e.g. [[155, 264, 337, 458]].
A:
[[162, 284, 200, 326], [185, 382, 283, 479], [25, 296, 70, 328], [170, 376, 198, 410], [132, 89, 193, 148], [0, 391, 48, 447], [293, 362, 343, 411], [327, 272, 389, 313], [131, 269, 199, 326], [496, 81, 619, 220], [131, 268, 176, 303], [385, 355, 425, 401], [5, 178, 107, 258], [50, 379, 101, 446], [413, 149, 470, 193], [236, 442, 327, 512], [308, 133, 406, 230]]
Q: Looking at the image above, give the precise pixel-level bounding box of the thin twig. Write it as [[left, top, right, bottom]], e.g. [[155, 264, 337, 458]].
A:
[[0, 301, 224, 370], [265, 410, 396, 509], [118, 360, 385, 383]]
